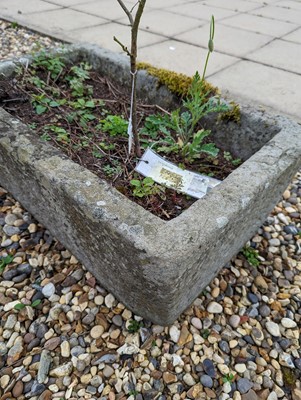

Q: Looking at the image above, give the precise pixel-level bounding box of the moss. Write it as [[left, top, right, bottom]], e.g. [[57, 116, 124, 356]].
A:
[[282, 367, 297, 388], [137, 62, 217, 97], [220, 101, 241, 124]]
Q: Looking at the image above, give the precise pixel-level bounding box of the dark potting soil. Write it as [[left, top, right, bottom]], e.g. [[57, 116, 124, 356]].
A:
[[0, 60, 238, 220]]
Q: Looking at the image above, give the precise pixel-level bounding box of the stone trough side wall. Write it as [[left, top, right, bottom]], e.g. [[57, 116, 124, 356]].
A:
[[1, 45, 301, 324]]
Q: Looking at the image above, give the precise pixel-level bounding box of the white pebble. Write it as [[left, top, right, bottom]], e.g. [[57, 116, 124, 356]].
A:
[[42, 283, 56, 298]]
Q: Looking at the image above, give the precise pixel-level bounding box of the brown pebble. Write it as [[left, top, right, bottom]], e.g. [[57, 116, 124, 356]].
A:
[[44, 337, 60, 350], [39, 390, 53, 400], [24, 333, 35, 344], [0, 392, 12, 400], [12, 380, 24, 397], [163, 371, 177, 384]]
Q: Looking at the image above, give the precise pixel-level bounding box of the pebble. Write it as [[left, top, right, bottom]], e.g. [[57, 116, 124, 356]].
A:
[[169, 325, 180, 343], [265, 321, 281, 337], [281, 317, 297, 328], [237, 378, 253, 394], [207, 301, 223, 313], [229, 315, 240, 328], [90, 325, 104, 339], [203, 359, 216, 378], [200, 375, 213, 388], [42, 282, 55, 298]]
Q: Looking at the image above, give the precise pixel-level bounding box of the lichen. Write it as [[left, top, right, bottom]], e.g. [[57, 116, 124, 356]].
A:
[[220, 101, 241, 124], [137, 62, 217, 97]]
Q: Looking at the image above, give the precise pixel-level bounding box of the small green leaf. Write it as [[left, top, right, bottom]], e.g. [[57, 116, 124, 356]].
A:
[[14, 303, 26, 311], [35, 105, 47, 115], [31, 299, 42, 308]]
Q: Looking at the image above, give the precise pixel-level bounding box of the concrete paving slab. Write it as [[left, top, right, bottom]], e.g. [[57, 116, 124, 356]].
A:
[[208, 60, 301, 121], [167, 3, 237, 21], [138, 39, 239, 77], [251, 5, 301, 24], [176, 23, 273, 58], [68, 22, 164, 51], [248, 39, 301, 74], [118, 9, 205, 37], [201, 0, 260, 12], [275, 0, 301, 11], [144, 0, 190, 8], [0, 0, 60, 17], [13, 8, 108, 35], [71, 0, 130, 20], [219, 13, 298, 37], [283, 27, 301, 44], [44, 0, 97, 6], [248, 0, 280, 2]]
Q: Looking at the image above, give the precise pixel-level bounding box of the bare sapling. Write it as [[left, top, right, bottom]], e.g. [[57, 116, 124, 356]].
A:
[[114, 0, 146, 157]]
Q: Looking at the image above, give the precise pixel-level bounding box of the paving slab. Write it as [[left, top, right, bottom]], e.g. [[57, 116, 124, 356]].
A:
[[138, 39, 239, 77], [275, 0, 301, 11], [71, 0, 132, 20], [0, 0, 61, 17], [283, 27, 301, 44], [176, 23, 273, 58], [219, 13, 298, 37], [248, 39, 301, 74], [208, 60, 301, 121], [44, 0, 98, 6], [118, 9, 205, 37], [251, 5, 301, 24], [167, 3, 238, 21], [68, 22, 164, 52], [201, 0, 261, 12], [12, 8, 108, 36]]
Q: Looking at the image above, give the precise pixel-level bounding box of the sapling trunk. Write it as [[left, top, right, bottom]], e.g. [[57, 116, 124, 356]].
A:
[[115, 0, 146, 158]]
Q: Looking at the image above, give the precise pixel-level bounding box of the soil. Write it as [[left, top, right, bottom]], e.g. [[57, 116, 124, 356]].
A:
[[0, 59, 238, 220]]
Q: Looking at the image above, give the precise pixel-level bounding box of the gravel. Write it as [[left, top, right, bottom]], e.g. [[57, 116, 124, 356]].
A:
[[1, 19, 301, 400]]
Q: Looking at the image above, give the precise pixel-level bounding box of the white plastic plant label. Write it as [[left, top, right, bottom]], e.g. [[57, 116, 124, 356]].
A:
[[135, 148, 220, 199]]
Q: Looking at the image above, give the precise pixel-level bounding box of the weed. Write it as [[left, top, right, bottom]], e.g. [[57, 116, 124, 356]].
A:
[[222, 373, 235, 384], [223, 151, 242, 166], [141, 72, 227, 161], [10, 21, 19, 29], [242, 246, 260, 267], [32, 51, 65, 80], [103, 161, 123, 178], [130, 177, 165, 198], [128, 320, 142, 333], [0, 254, 13, 274], [99, 115, 128, 136], [128, 389, 139, 397], [45, 126, 70, 143], [14, 299, 42, 311], [201, 329, 210, 339]]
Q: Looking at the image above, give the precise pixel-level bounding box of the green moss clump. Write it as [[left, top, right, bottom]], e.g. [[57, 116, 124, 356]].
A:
[[282, 367, 297, 388], [137, 62, 217, 98], [220, 101, 241, 124]]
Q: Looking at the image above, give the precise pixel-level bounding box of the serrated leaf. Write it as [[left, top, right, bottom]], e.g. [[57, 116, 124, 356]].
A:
[[200, 143, 219, 157]]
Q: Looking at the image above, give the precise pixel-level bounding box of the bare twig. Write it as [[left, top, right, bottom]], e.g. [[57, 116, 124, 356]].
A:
[[116, 0, 134, 25], [113, 36, 132, 57]]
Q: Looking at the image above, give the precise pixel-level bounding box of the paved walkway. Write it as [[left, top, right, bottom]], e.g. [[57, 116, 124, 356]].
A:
[[1, 0, 301, 121]]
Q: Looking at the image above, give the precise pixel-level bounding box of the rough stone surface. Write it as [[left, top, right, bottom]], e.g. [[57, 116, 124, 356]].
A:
[[0, 44, 301, 324]]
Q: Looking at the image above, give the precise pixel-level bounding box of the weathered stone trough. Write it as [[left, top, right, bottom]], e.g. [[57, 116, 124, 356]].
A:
[[0, 44, 301, 325]]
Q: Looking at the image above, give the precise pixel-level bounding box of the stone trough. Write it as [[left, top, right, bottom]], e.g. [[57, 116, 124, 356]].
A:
[[0, 44, 301, 325]]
